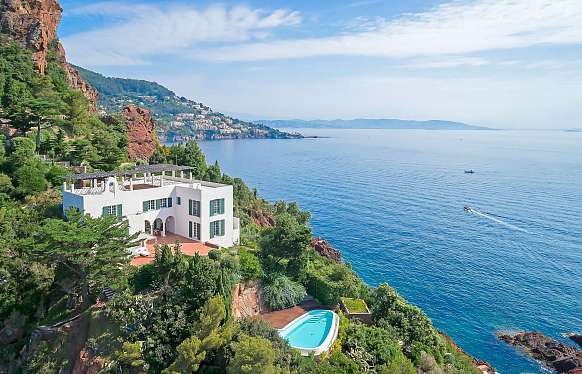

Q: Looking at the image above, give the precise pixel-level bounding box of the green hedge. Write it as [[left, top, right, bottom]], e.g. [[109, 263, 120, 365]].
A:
[[304, 272, 342, 305], [303, 260, 365, 306]]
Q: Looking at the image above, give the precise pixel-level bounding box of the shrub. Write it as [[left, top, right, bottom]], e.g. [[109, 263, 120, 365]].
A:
[[417, 351, 443, 374], [377, 355, 416, 374], [239, 249, 263, 281], [343, 323, 401, 367], [261, 275, 306, 311], [228, 334, 276, 374], [238, 318, 295, 370], [302, 252, 366, 305], [372, 284, 444, 363], [14, 160, 47, 196], [131, 263, 156, 292]]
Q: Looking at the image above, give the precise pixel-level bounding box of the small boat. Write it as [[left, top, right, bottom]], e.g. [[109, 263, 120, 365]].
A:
[[464, 170, 475, 174], [464, 205, 472, 212]]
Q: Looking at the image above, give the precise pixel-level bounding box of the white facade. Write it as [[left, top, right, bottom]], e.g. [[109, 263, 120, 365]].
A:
[[62, 172, 239, 248]]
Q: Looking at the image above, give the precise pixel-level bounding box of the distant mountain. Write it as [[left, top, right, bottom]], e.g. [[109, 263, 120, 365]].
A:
[[258, 118, 493, 130], [73, 65, 301, 141], [563, 128, 582, 132]]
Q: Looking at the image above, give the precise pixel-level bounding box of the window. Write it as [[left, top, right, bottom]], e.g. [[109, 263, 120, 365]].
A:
[[177, 197, 181, 205], [103, 205, 117, 216], [102, 204, 122, 219], [189, 221, 200, 240], [189, 199, 200, 217], [143, 198, 172, 212], [210, 219, 225, 238], [210, 198, 225, 216]]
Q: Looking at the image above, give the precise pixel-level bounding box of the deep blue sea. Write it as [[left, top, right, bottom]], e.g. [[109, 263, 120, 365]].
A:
[[195, 129, 582, 373]]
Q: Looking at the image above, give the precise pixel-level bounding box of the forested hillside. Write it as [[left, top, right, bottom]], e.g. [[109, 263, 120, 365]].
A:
[[74, 66, 301, 142], [73, 65, 173, 99]]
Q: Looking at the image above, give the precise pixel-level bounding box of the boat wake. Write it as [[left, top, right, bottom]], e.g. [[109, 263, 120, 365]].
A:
[[467, 207, 529, 233]]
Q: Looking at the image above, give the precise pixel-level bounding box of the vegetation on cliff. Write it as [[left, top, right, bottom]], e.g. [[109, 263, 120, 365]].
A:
[[74, 65, 301, 142], [0, 36, 483, 374]]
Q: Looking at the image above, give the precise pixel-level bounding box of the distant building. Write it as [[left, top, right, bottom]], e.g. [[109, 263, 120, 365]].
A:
[[62, 164, 239, 248]]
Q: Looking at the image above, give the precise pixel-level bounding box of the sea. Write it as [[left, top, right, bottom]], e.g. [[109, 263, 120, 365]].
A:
[[191, 129, 581, 373]]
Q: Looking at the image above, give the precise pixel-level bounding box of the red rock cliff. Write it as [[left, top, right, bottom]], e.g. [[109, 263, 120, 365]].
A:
[[122, 105, 158, 161], [0, 0, 98, 110]]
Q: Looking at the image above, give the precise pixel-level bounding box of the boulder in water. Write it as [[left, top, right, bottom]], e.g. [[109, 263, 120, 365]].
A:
[[498, 331, 582, 373]]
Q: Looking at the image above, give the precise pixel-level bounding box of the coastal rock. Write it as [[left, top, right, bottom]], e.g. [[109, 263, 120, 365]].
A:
[[0, 0, 98, 110], [251, 210, 276, 227], [566, 333, 582, 349], [231, 281, 267, 319], [0, 0, 61, 75], [122, 105, 158, 161], [311, 237, 342, 263], [498, 331, 582, 373], [441, 333, 496, 374]]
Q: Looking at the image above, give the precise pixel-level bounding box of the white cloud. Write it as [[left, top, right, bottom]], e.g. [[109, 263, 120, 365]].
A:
[[196, 0, 582, 61], [405, 57, 491, 69], [62, 2, 301, 66]]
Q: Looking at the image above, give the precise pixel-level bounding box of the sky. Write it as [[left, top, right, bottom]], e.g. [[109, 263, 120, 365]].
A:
[[59, 0, 582, 129]]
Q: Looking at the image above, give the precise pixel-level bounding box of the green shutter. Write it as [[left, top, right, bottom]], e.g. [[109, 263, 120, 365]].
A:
[[117, 204, 123, 220], [143, 201, 149, 212], [167, 197, 172, 207], [102, 206, 109, 217], [220, 199, 225, 214], [220, 220, 225, 236], [155, 199, 161, 210], [189, 221, 192, 238], [210, 200, 214, 216], [189, 199, 192, 215], [210, 221, 215, 238]]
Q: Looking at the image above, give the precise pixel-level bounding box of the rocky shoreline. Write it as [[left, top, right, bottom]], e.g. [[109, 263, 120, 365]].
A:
[[498, 331, 582, 373], [565, 333, 582, 349]]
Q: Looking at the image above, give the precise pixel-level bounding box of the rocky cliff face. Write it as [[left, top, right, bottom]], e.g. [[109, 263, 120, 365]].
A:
[[499, 331, 582, 373], [56, 42, 99, 110], [311, 237, 342, 263], [122, 105, 158, 161], [0, 0, 97, 109]]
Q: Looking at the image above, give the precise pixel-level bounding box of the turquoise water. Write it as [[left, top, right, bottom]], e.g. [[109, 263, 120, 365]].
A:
[[279, 310, 335, 349], [195, 130, 582, 373]]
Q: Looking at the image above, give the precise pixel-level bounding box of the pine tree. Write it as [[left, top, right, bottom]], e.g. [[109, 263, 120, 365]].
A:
[[35, 209, 138, 310]]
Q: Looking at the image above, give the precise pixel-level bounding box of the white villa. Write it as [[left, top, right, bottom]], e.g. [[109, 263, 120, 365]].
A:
[[62, 164, 240, 249]]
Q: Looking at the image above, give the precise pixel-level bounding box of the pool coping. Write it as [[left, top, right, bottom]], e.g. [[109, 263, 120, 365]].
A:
[[278, 309, 339, 356]]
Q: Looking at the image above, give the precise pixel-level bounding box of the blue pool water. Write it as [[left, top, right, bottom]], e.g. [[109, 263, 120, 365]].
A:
[[279, 310, 335, 349], [194, 129, 582, 373]]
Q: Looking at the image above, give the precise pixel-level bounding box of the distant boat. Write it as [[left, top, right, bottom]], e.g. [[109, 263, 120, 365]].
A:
[[464, 170, 475, 174], [464, 205, 472, 212]]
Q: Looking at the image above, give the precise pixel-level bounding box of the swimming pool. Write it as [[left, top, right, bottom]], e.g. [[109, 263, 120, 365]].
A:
[[278, 309, 339, 356]]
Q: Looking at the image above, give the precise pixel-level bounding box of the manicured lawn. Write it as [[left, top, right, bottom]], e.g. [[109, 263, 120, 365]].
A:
[[341, 297, 369, 314]]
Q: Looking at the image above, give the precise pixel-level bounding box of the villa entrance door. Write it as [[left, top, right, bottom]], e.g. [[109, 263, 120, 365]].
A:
[[153, 218, 164, 236]]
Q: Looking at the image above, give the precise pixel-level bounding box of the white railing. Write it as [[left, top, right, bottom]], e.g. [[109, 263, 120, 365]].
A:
[[72, 186, 105, 195]]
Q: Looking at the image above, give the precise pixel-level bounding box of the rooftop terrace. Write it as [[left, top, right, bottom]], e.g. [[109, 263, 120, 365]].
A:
[[64, 164, 193, 181], [63, 164, 228, 195]]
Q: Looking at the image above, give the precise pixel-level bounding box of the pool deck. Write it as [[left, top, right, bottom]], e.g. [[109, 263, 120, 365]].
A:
[[260, 299, 326, 329]]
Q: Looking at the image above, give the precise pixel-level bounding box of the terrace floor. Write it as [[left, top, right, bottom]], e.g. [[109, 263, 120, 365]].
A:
[[260, 298, 325, 329], [131, 183, 158, 190], [130, 232, 213, 266]]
